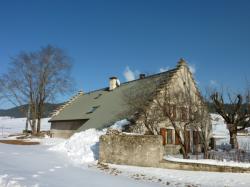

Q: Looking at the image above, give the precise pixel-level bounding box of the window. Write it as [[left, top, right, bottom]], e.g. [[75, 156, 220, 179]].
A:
[[94, 94, 102, 99], [86, 106, 100, 114], [167, 129, 173, 144]]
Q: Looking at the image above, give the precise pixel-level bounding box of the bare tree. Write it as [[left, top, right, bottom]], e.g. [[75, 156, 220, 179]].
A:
[[123, 78, 162, 134], [0, 53, 38, 133], [35, 46, 73, 133], [0, 45, 73, 134], [153, 83, 210, 158], [211, 90, 250, 149], [192, 102, 211, 159], [123, 63, 211, 159]]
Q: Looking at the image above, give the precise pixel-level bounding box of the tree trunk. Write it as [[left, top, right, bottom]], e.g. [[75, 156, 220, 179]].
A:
[[25, 118, 29, 132], [181, 131, 189, 159], [203, 145, 209, 159], [195, 144, 199, 160], [229, 131, 238, 149], [36, 101, 44, 134], [181, 146, 189, 159], [31, 119, 37, 135], [37, 118, 41, 134]]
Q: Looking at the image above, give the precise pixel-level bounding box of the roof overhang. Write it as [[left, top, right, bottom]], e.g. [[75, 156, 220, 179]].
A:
[[49, 118, 89, 123]]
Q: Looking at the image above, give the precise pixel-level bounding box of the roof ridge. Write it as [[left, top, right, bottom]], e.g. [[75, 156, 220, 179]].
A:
[[84, 67, 178, 95], [121, 67, 178, 85]]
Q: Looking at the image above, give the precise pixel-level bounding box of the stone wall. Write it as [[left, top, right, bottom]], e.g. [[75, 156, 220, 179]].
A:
[[99, 134, 250, 173], [165, 144, 181, 155], [99, 134, 164, 167]]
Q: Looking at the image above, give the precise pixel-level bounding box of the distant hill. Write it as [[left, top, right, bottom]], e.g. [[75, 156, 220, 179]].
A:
[[0, 103, 62, 118], [206, 102, 249, 114]]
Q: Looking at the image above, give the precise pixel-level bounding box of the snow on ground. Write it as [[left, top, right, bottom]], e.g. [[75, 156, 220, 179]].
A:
[[49, 119, 130, 164], [0, 117, 50, 138], [32, 136, 65, 146], [108, 164, 250, 187], [165, 155, 250, 168], [1, 143, 250, 187], [1, 117, 250, 186], [0, 118, 162, 187], [0, 143, 162, 187]]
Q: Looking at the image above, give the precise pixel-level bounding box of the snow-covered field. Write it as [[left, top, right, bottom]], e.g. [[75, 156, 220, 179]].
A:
[[0, 117, 50, 138], [1, 116, 250, 187]]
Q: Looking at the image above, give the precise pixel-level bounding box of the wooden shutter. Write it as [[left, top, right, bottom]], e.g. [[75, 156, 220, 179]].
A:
[[160, 128, 166, 145], [175, 131, 181, 145]]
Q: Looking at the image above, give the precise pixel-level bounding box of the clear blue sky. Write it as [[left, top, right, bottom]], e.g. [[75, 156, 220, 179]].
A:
[[0, 0, 250, 107]]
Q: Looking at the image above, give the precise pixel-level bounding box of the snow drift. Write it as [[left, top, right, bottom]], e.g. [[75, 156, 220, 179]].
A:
[[49, 119, 130, 164]]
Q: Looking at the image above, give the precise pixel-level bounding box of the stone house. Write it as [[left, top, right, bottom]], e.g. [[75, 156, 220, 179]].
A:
[[49, 59, 210, 154], [130, 59, 211, 154]]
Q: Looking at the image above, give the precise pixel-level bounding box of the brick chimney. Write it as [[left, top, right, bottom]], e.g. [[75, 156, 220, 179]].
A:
[[139, 74, 146, 79]]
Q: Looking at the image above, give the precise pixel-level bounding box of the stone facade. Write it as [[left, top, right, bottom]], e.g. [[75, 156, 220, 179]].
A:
[[132, 60, 211, 155]]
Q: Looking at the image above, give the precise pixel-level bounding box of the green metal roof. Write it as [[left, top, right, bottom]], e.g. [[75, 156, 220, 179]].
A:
[[49, 68, 177, 131]]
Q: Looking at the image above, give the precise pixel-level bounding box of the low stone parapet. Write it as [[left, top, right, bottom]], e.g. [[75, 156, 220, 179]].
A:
[[99, 133, 250, 173], [159, 159, 250, 173], [99, 134, 164, 167]]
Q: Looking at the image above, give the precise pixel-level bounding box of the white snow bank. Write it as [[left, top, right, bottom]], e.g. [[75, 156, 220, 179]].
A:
[[165, 155, 250, 168], [110, 119, 130, 131], [49, 129, 106, 164], [49, 119, 130, 164]]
